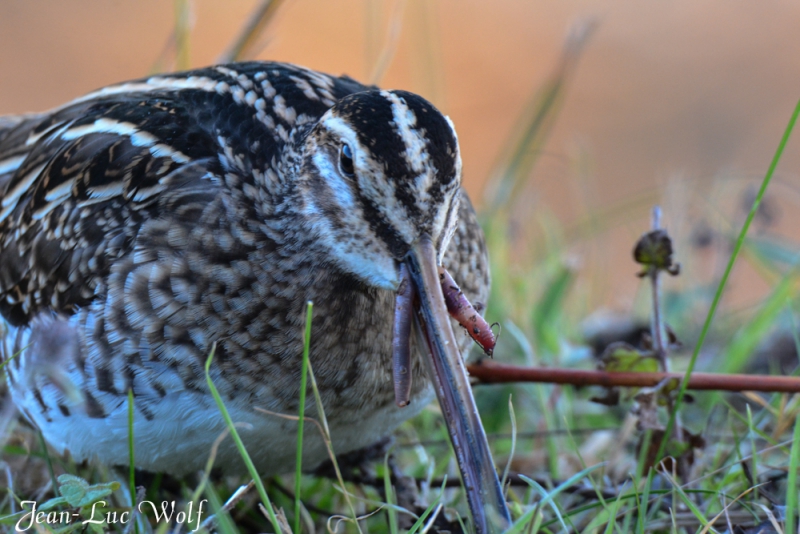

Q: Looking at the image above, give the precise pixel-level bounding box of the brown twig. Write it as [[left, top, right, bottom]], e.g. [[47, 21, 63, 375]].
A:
[[467, 359, 800, 393]]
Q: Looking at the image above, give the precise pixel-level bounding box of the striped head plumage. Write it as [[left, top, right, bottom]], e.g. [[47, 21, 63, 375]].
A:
[[297, 89, 463, 290]]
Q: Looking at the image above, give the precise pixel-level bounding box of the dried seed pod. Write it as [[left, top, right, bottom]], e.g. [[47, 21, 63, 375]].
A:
[[438, 267, 496, 356]]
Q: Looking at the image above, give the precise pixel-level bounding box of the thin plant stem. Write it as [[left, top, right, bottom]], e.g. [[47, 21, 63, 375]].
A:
[[648, 206, 668, 368], [294, 302, 313, 534], [646, 206, 685, 477]]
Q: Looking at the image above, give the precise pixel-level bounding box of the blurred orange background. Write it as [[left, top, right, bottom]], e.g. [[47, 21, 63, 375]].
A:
[[1, 0, 799, 314]]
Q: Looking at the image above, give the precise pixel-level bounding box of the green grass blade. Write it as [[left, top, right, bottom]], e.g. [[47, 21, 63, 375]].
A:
[[37, 431, 59, 498], [657, 97, 800, 464], [205, 480, 240, 534], [786, 413, 800, 534], [383, 453, 398, 534], [205, 345, 283, 534], [719, 265, 800, 376], [532, 265, 574, 357], [602, 492, 625, 534], [127, 388, 136, 522], [661, 471, 711, 530], [787, 303, 800, 369], [746, 405, 759, 503], [506, 463, 604, 534], [635, 449, 653, 534], [500, 394, 517, 493], [406, 477, 446, 534], [294, 301, 313, 534], [0, 343, 27, 372], [521, 477, 569, 532]]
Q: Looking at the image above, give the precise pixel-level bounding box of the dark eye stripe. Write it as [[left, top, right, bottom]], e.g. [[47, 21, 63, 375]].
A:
[[352, 186, 406, 259]]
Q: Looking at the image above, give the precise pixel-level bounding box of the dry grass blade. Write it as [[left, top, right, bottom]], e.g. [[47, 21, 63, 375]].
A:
[[149, 31, 177, 74], [500, 395, 517, 495], [368, 0, 407, 85], [698, 484, 764, 534], [150, 0, 193, 74], [326, 506, 385, 534], [304, 363, 362, 532], [484, 17, 597, 215], [201, 480, 256, 532], [191, 423, 251, 506], [174, 0, 193, 70], [221, 0, 287, 63]]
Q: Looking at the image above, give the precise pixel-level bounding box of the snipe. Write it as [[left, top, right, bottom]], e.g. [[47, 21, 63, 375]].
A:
[[0, 61, 509, 531]]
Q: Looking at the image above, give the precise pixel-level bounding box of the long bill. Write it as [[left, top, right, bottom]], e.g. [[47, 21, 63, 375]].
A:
[[404, 235, 511, 534]]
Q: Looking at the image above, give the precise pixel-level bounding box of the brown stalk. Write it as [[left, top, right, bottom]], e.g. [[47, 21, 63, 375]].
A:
[[467, 359, 800, 394]]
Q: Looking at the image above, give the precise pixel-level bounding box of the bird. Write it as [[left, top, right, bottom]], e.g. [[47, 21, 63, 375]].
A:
[[0, 61, 508, 529]]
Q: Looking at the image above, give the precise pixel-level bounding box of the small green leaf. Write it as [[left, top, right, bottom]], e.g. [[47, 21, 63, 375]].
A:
[[59, 476, 88, 507], [600, 342, 659, 373], [38, 496, 69, 511], [80, 485, 118, 508], [56, 475, 120, 508], [57, 473, 85, 485], [659, 377, 681, 395]]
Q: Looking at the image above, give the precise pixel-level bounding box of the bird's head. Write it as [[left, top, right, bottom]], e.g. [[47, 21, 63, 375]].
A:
[[297, 89, 462, 290], [296, 88, 509, 531]]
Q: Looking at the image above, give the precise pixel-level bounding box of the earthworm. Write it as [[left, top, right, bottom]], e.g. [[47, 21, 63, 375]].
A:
[[392, 263, 415, 407], [439, 267, 496, 356]]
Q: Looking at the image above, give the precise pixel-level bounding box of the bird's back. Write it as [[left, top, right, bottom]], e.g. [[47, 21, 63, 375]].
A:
[[0, 63, 368, 327]]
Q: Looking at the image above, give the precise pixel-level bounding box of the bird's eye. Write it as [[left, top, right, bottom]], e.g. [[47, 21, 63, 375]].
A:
[[339, 143, 355, 177]]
